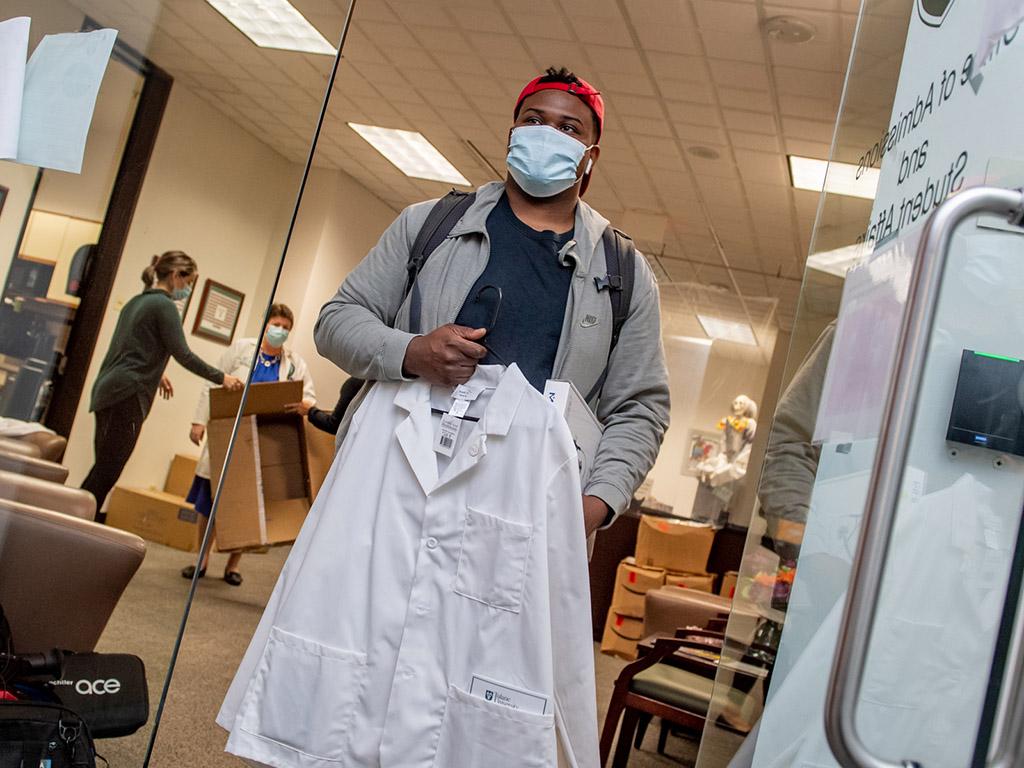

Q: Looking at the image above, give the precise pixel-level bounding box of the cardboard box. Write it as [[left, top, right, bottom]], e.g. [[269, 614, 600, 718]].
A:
[[720, 570, 739, 599], [208, 381, 312, 551], [164, 453, 198, 497], [600, 608, 644, 660], [634, 515, 715, 573], [107, 487, 200, 552], [611, 558, 665, 617], [543, 379, 603, 486], [665, 571, 715, 592], [304, 422, 337, 497]]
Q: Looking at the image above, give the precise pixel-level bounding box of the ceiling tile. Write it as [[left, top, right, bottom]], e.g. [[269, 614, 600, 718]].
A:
[[722, 109, 777, 135], [708, 58, 772, 89]]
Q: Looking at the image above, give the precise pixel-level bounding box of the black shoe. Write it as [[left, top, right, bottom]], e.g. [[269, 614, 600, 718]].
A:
[[181, 565, 206, 580], [224, 571, 243, 587]]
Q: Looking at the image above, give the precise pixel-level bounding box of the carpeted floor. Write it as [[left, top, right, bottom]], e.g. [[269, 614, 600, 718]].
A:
[[93, 542, 743, 767]]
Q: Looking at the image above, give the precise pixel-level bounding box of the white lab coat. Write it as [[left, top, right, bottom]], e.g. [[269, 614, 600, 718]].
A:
[[216, 364, 599, 768], [192, 338, 316, 478]]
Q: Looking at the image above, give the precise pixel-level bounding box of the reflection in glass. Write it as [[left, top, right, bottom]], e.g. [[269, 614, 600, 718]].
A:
[[0, 1, 339, 765]]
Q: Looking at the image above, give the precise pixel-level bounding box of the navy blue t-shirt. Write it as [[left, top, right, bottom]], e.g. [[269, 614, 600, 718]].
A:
[[454, 194, 574, 391]]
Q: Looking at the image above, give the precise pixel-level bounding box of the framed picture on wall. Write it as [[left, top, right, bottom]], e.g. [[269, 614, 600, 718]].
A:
[[683, 428, 721, 476], [192, 279, 244, 345], [0, 186, 7, 217]]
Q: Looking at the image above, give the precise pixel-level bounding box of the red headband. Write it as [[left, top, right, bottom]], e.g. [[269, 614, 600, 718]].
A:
[[515, 76, 604, 140]]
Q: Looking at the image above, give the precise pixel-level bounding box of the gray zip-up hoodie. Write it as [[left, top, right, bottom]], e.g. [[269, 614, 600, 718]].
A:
[[314, 181, 670, 518]]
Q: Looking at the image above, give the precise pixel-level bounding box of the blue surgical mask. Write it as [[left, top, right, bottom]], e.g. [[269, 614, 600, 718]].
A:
[[172, 284, 192, 301], [265, 325, 289, 348], [506, 125, 594, 198]]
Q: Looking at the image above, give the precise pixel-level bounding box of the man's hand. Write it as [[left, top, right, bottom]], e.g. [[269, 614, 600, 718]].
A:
[[189, 423, 205, 446], [403, 324, 488, 386], [158, 376, 174, 400], [222, 374, 244, 391], [284, 400, 313, 417], [583, 495, 612, 536]]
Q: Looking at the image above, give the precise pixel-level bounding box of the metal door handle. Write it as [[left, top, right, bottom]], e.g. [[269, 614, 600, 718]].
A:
[[823, 186, 1024, 768]]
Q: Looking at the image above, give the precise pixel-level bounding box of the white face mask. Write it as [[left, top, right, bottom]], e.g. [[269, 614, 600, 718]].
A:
[[506, 125, 594, 198], [265, 325, 290, 347]]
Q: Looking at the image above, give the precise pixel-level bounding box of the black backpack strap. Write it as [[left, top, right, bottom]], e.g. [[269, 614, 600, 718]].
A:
[[585, 226, 636, 403], [406, 190, 476, 334]]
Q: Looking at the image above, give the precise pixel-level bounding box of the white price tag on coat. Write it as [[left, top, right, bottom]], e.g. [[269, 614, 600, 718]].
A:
[[434, 412, 463, 456], [452, 383, 484, 402]]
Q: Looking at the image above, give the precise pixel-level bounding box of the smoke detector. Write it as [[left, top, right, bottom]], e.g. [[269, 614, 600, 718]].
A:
[[764, 15, 816, 44]]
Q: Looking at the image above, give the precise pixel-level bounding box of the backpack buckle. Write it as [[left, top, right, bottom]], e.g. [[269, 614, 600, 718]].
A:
[[594, 274, 622, 292]]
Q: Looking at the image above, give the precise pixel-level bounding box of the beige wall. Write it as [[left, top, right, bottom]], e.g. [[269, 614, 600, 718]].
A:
[[0, 161, 39, 268], [64, 84, 301, 490], [275, 167, 398, 404]]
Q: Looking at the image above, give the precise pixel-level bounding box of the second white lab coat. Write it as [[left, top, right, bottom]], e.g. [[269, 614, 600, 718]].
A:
[[216, 364, 599, 768], [192, 338, 316, 478]]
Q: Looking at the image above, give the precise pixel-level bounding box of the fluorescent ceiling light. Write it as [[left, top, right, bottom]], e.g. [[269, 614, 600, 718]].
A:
[[205, 0, 336, 55], [697, 314, 758, 346], [806, 243, 869, 278], [348, 123, 471, 186], [788, 155, 879, 200]]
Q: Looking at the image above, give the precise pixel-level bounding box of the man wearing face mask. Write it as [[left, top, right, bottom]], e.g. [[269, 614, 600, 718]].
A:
[[181, 303, 316, 585], [315, 67, 669, 535]]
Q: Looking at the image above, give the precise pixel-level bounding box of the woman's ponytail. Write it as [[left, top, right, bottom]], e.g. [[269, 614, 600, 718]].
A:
[[142, 251, 197, 289], [140, 255, 160, 288]]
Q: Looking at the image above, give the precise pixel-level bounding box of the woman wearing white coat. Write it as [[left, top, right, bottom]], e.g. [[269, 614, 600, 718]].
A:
[[180, 303, 316, 585]]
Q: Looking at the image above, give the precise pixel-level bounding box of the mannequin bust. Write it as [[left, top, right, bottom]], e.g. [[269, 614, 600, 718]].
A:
[[719, 394, 758, 462]]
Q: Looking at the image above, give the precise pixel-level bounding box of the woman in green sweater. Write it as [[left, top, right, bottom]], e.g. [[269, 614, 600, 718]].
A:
[[82, 251, 243, 522]]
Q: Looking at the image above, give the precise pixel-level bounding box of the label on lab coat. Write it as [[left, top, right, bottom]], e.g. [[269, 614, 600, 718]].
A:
[[435, 412, 464, 456], [452, 383, 484, 402], [469, 675, 548, 714]]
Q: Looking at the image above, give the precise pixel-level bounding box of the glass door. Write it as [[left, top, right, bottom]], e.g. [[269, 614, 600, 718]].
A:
[[697, 1, 1024, 767]]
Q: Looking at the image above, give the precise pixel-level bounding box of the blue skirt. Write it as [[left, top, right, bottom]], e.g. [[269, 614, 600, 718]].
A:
[[186, 475, 214, 517]]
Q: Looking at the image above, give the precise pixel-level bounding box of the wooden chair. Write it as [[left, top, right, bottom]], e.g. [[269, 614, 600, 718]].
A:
[[599, 628, 773, 767]]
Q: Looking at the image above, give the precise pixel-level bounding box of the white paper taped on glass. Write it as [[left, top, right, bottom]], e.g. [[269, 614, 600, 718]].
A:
[[0, 17, 117, 174]]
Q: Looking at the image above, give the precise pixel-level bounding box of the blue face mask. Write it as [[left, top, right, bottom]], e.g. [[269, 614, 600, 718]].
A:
[[172, 284, 192, 301], [506, 125, 594, 198], [265, 325, 290, 348]]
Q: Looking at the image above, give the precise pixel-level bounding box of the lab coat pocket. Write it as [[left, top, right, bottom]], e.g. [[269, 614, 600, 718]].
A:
[[238, 626, 367, 760], [454, 506, 533, 613], [433, 684, 555, 768]]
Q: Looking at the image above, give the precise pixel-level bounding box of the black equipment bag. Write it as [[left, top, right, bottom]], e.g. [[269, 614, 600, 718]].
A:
[[45, 653, 148, 738], [0, 701, 98, 768]]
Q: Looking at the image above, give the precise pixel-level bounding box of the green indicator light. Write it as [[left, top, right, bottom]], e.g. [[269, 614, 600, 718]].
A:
[[974, 351, 1021, 363]]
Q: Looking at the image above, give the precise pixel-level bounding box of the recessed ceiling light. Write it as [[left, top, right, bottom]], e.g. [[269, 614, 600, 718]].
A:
[[687, 146, 721, 160], [697, 314, 758, 346], [764, 15, 816, 44], [348, 124, 471, 186], [205, 0, 336, 55], [788, 155, 879, 200]]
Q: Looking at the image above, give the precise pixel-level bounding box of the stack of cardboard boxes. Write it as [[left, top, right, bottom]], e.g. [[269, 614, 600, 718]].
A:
[[601, 515, 718, 660]]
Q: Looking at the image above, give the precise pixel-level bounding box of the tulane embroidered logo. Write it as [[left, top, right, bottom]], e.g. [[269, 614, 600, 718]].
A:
[[485, 690, 495, 701], [917, 0, 955, 27]]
